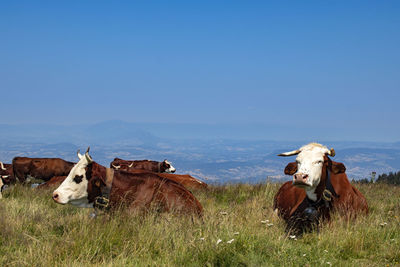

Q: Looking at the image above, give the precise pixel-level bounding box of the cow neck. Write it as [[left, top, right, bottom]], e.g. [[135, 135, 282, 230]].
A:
[[306, 165, 338, 208], [87, 162, 115, 211], [102, 167, 114, 199]]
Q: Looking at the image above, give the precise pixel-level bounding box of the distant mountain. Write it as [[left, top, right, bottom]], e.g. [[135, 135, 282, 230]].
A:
[[0, 121, 399, 183], [0, 121, 158, 146]]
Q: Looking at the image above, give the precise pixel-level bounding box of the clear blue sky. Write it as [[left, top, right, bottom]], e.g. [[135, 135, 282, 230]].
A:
[[1, 1, 399, 141]]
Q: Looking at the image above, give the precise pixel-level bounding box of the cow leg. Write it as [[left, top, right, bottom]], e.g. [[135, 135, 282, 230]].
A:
[[286, 209, 321, 237]]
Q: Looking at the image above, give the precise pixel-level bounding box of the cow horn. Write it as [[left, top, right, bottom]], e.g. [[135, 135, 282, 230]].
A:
[[328, 148, 335, 157], [277, 149, 301, 157], [128, 162, 134, 168], [112, 164, 121, 170], [86, 146, 90, 153], [77, 149, 83, 160], [85, 152, 93, 163], [0, 162, 6, 171]]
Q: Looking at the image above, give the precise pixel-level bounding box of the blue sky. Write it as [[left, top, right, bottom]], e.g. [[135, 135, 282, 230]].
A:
[[1, 1, 399, 141]]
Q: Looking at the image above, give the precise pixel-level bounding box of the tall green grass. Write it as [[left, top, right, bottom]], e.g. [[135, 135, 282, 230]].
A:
[[0, 182, 399, 266]]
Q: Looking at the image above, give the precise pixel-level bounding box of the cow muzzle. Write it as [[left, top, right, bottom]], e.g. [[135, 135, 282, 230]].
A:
[[52, 192, 63, 204], [293, 173, 309, 187]]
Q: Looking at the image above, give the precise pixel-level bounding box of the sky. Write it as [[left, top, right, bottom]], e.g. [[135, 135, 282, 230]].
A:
[[1, 1, 399, 141]]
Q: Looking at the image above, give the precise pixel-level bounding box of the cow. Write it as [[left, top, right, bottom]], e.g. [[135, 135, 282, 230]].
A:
[[110, 158, 176, 173], [12, 157, 75, 183], [0, 161, 14, 184], [273, 143, 368, 236], [52, 148, 203, 216], [125, 169, 207, 190]]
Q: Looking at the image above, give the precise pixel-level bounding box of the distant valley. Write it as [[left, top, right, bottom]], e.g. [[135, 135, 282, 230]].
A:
[[1, 121, 399, 184]]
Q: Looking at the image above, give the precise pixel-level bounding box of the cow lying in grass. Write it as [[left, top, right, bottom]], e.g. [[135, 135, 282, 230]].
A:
[[52, 148, 203, 216], [274, 143, 368, 235], [110, 158, 207, 190], [12, 157, 74, 183], [111, 158, 176, 173]]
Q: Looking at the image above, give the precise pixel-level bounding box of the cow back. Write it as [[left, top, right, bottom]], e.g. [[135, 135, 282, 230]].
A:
[[12, 157, 75, 182], [121, 169, 207, 190]]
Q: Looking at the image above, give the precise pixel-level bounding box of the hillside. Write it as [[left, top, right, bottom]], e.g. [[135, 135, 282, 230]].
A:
[[0, 183, 399, 266]]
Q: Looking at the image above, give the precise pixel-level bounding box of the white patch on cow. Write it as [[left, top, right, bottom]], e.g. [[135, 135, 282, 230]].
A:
[[306, 191, 317, 202], [164, 160, 176, 173], [53, 153, 91, 206], [274, 208, 278, 215]]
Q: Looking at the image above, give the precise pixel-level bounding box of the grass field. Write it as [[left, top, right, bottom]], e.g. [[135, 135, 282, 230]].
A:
[[0, 182, 399, 266]]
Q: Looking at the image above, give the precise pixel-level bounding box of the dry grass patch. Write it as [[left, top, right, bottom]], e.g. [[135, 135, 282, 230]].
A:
[[0, 182, 398, 266]]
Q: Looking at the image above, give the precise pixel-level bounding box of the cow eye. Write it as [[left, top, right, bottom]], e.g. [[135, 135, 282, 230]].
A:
[[73, 175, 84, 184]]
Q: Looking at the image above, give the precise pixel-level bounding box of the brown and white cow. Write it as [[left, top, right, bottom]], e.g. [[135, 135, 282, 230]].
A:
[[273, 143, 368, 235], [12, 157, 75, 183], [52, 149, 203, 216], [0, 161, 14, 184], [110, 158, 176, 173]]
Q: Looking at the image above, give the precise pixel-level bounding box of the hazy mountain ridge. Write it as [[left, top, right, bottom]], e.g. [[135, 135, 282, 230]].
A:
[[0, 121, 399, 183]]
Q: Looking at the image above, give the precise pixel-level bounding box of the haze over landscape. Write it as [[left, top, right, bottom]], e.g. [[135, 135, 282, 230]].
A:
[[1, 1, 399, 183]]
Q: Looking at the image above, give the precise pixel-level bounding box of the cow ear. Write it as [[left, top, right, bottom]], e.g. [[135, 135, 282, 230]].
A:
[[284, 162, 297, 175], [330, 161, 346, 174], [93, 177, 105, 188]]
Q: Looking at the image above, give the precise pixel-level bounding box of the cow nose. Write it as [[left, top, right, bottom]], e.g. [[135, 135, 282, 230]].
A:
[[171, 169, 176, 173], [52, 192, 59, 201], [294, 173, 308, 183]]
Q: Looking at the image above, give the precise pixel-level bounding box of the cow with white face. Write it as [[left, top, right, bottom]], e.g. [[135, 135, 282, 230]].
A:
[[52, 148, 93, 208], [163, 160, 176, 173], [52, 148, 204, 215], [274, 142, 368, 235], [278, 143, 336, 201]]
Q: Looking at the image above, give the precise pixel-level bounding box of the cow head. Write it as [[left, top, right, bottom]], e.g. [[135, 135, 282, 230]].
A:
[[0, 162, 13, 184], [111, 163, 121, 170], [0, 175, 11, 185], [279, 143, 345, 200], [161, 160, 176, 173], [52, 147, 93, 208]]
